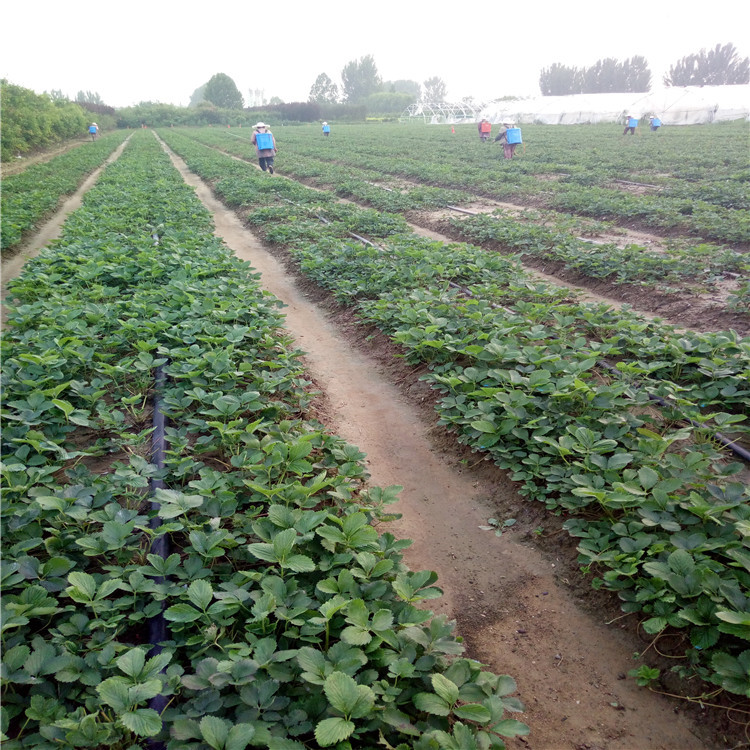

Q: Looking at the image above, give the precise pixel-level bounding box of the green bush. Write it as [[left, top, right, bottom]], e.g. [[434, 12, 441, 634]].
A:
[[1, 81, 89, 161]]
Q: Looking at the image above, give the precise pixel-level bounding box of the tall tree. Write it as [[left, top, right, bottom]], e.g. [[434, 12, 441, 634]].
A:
[[539, 63, 582, 95], [384, 79, 421, 98], [422, 76, 447, 102], [664, 43, 750, 86], [341, 55, 382, 103], [540, 57, 651, 95], [308, 73, 340, 104], [76, 90, 104, 104], [204, 73, 244, 109], [582, 58, 622, 93], [247, 89, 266, 107], [622, 55, 652, 93], [188, 84, 206, 108]]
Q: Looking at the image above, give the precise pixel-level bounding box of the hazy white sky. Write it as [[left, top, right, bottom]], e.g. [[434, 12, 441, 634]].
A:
[[2, 0, 749, 107]]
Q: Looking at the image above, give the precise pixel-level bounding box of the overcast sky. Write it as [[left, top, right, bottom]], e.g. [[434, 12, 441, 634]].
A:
[[2, 0, 749, 108]]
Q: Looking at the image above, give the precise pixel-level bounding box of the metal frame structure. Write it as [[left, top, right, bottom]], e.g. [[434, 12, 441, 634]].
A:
[[399, 101, 486, 124]]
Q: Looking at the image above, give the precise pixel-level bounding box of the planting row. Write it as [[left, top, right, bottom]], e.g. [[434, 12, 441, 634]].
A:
[[1, 130, 528, 749], [177, 127, 749, 306], [157, 127, 750, 699], [0, 130, 130, 255]]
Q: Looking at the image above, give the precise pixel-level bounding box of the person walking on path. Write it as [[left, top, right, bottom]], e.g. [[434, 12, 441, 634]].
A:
[[88, 123, 99, 141], [322, 121, 331, 136], [494, 122, 520, 159], [251, 122, 277, 173], [623, 114, 638, 135], [478, 118, 492, 142]]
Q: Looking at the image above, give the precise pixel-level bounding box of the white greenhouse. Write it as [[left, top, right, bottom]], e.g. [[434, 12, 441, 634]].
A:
[[478, 85, 750, 126]]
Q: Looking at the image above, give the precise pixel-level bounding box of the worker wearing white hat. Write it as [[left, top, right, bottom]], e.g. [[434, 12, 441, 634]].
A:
[[251, 122, 277, 173]]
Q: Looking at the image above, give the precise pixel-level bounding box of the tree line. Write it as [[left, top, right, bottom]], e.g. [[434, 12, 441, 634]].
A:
[[188, 57, 448, 116], [0, 80, 102, 161], [539, 43, 749, 95]]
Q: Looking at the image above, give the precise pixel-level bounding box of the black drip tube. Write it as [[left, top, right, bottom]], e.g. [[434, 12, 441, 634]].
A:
[[147, 364, 169, 749], [597, 361, 750, 463], [447, 281, 750, 464]]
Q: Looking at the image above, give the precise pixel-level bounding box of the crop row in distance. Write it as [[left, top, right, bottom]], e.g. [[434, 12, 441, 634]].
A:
[[0, 131, 130, 255]]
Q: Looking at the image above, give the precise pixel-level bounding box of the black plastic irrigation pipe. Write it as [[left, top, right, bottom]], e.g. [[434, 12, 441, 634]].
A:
[[146, 365, 169, 749], [447, 280, 750, 464], [364, 180, 482, 218], [597, 361, 750, 463], [281, 197, 381, 248]]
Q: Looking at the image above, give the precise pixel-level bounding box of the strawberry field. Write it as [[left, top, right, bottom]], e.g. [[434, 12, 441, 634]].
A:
[[2, 121, 749, 748]]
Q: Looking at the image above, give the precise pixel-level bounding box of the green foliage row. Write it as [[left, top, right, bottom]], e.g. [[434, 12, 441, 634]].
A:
[[1, 131, 528, 748], [155, 128, 750, 699], [1, 131, 130, 255], [1, 81, 93, 162]]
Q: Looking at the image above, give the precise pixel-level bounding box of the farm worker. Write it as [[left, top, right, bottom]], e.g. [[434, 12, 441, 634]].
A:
[[251, 122, 277, 174], [478, 118, 492, 142], [322, 121, 331, 136], [88, 123, 98, 141], [451, 125, 455, 133], [649, 115, 662, 131], [623, 115, 638, 135], [494, 123, 521, 159]]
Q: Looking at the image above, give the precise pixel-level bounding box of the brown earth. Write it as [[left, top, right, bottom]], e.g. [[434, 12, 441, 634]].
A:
[[3, 135, 746, 749]]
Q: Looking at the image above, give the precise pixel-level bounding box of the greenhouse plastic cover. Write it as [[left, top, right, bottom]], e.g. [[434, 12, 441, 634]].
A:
[[480, 85, 750, 125]]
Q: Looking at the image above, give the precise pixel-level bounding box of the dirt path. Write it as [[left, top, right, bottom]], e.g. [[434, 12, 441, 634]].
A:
[[1, 138, 131, 325], [160, 140, 717, 749]]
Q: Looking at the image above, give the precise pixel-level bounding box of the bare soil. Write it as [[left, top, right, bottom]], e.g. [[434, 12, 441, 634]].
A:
[[4, 136, 746, 749]]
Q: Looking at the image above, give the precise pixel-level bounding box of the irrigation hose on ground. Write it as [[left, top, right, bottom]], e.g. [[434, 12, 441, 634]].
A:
[[146, 362, 169, 749], [447, 281, 750, 464]]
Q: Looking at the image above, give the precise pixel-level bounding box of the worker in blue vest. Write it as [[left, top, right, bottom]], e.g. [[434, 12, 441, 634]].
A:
[[251, 122, 277, 173], [495, 122, 521, 159], [623, 115, 638, 135], [649, 115, 662, 131], [322, 121, 331, 136], [88, 123, 99, 141]]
